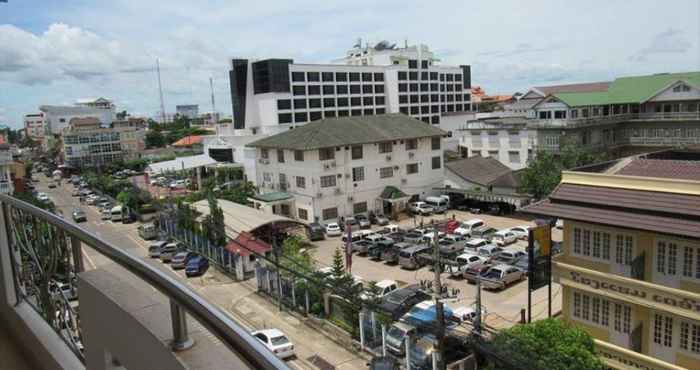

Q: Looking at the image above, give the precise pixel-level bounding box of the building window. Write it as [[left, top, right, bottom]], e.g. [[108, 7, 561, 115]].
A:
[[361, 72, 372, 82], [591, 297, 600, 324], [405, 138, 418, 150], [350, 85, 361, 94], [601, 300, 610, 326], [261, 148, 269, 159], [375, 96, 385, 105], [592, 231, 601, 258], [692, 323, 700, 353], [322, 207, 338, 220], [363, 96, 373, 105], [353, 202, 367, 214], [293, 85, 306, 96], [294, 112, 308, 123], [322, 85, 335, 95], [278, 113, 292, 124], [406, 163, 418, 174], [669, 242, 678, 275], [379, 167, 393, 178], [431, 137, 441, 150], [323, 98, 335, 108], [349, 72, 360, 82], [398, 71, 407, 80], [582, 230, 591, 256], [320, 175, 336, 188], [374, 73, 384, 82], [296, 176, 305, 188], [262, 172, 272, 182], [294, 99, 306, 109], [307, 72, 320, 82], [294, 150, 304, 161], [573, 292, 581, 318], [654, 314, 663, 345], [582, 294, 590, 320], [602, 233, 611, 260], [292, 72, 305, 82], [351, 145, 363, 160], [683, 246, 694, 277], [337, 85, 348, 95], [336, 72, 347, 81], [508, 151, 520, 164], [352, 166, 364, 182], [431, 156, 441, 169], [309, 98, 321, 108], [298, 208, 308, 220], [308, 85, 321, 95], [378, 141, 392, 153], [277, 99, 291, 110], [277, 149, 285, 163], [319, 148, 334, 161], [376, 85, 385, 94], [408, 59, 418, 69]]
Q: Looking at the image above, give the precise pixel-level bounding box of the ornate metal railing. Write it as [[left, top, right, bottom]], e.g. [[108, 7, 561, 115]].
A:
[[0, 194, 287, 369]]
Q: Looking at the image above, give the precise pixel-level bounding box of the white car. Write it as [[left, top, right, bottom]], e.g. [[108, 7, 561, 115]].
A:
[[452, 306, 480, 323], [446, 253, 489, 277], [252, 329, 295, 359], [492, 230, 517, 246], [454, 219, 485, 237], [37, 193, 50, 202], [325, 222, 342, 237], [464, 238, 489, 251], [409, 201, 434, 215], [508, 225, 531, 240]]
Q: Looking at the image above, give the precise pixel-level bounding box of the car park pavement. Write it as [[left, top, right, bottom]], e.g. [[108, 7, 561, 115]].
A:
[[313, 210, 563, 329]]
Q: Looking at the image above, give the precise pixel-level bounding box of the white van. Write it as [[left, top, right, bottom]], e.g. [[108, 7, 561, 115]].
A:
[[138, 223, 158, 240], [454, 219, 485, 237], [110, 205, 123, 222], [425, 196, 449, 213]]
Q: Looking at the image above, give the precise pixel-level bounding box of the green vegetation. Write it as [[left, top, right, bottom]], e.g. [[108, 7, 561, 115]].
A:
[[14, 190, 56, 213], [145, 130, 166, 148], [485, 318, 605, 370], [520, 144, 607, 199], [83, 172, 154, 213], [201, 193, 226, 246]]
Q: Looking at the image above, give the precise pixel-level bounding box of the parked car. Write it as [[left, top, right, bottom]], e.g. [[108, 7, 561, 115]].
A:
[[463, 262, 492, 283], [408, 201, 433, 216], [368, 356, 400, 370], [71, 189, 80, 197], [494, 250, 527, 265], [37, 193, 50, 202], [185, 256, 209, 277], [352, 239, 374, 255], [344, 216, 357, 228], [385, 231, 405, 243], [463, 238, 489, 251], [385, 321, 416, 356], [101, 209, 111, 220], [375, 215, 390, 226], [48, 182, 57, 189], [160, 243, 180, 263], [71, 208, 86, 223], [368, 238, 394, 260], [149, 241, 168, 258], [446, 253, 489, 277], [381, 242, 411, 264], [492, 230, 517, 246], [377, 284, 431, 320], [453, 219, 485, 237], [479, 264, 526, 290], [472, 226, 497, 241], [251, 329, 295, 359], [325, 222, 342, 237], [514, 254, 530, 273], [436, 239, 465, 256], [508, 225, 531, 240], [307, 223, 325, 241], [171, 252, 198, 270], [477, 244, 504, 261], [355, 214, 371, 229], [398, 244, 432, 270], [360, 279, 399, 300], [402, 231, 425, 244], [137, 223, 158, 240]]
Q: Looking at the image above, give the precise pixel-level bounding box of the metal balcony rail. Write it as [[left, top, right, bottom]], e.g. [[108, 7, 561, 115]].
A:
[[0, 194, 287, 369]]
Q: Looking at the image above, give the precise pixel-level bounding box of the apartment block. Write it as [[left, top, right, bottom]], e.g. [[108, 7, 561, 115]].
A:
[[247, 114, 446, 223], [525, 149, 700, 370], [62, 118, 145, 168], [23, 113, 45, 144]]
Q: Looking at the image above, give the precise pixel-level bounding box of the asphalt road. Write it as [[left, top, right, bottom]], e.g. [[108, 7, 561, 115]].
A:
[[38, 175, 366, 370]]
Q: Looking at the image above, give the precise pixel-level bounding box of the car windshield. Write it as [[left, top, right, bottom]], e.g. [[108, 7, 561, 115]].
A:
[[386, 326, 405, 339], [482, 269, 502, 279], [270, 335, 289, 346]]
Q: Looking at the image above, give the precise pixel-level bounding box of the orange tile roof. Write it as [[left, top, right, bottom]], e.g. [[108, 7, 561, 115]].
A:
[[172, 135, 203, 147]]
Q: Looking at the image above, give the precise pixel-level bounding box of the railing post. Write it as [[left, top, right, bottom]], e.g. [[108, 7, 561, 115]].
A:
[[71, 236, 85, 273], [170, 300, 195, 351]]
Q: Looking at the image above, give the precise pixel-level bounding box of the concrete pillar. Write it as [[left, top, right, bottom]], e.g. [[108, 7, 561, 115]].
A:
[[291, 280, 296, 308], [381, 324, 387, 356], [358, 311, 365, 351]]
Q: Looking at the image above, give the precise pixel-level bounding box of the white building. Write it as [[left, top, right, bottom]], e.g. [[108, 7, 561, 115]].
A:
[[247, 114, 446, 223], [229, 42, 472, 138], [40, 104, 115, 135], [23, 113, 45, 144], [176, 105, 199, 119], [0, 139, 13, 194], [62, 117, 145, 169], [76, 97, 115, 110]]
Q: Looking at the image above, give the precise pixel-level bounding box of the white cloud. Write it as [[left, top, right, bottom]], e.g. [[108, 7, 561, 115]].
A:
[[630, 28, 693, 62]]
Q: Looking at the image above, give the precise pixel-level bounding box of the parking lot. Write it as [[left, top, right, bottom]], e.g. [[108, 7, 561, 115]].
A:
[[313, 210, 563, 329]]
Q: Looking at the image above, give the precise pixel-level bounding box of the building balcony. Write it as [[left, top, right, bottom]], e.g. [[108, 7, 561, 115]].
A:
[[0, 181, 11, 194], [0, 194, 288, 370], [528, 111, 700, 129]]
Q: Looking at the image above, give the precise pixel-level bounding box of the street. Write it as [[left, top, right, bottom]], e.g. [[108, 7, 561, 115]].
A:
[[39, 176, 368, 370]]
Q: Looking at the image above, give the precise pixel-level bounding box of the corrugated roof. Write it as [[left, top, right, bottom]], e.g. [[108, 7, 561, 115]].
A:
[[39, 105, 106, 115], [535, 82, 610, 95], [146, 154, 217, 174], [171, 135, 203, 147], [250, 192, 294, 202], [192, 199, 298, 238], [225, 231, 271, 257], [445, 156, 515, 187], [523, 183, 700, 238], [552, 71, 700, 107], [616, 159, 700, 181], [247, 113, 446, 150]]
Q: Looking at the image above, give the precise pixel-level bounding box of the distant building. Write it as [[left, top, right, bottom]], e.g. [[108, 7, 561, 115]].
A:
[[457, 72, 700, 170], [0, 137, 13, 194], [525, 148, 700, 370], [62, 117, 145, 168], [247, 114, 446, 223], [171, 135, 204, 153], [176, 105, 199, 119], [76, 97, 115, 110], [23, 113, 45, 144], [39, 104, 115, 142]]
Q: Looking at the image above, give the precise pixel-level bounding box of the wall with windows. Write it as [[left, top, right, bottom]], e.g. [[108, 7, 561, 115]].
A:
[[254, 136, 444, 222], [462, 127, 530, 170]]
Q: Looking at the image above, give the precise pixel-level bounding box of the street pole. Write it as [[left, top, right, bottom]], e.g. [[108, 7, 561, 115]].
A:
[[475, 275, 482, 336], [431, 222, 445, 370], [270, 222, 282, 311]]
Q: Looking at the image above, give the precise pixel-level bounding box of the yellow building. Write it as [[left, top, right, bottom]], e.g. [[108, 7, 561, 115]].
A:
[[526, 149, 700, 370]]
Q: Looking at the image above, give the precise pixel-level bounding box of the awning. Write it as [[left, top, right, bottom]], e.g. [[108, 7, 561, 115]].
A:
[[435, 187, 532, 207], [379, 186, 409, 201], [225, 231, 271, 257]]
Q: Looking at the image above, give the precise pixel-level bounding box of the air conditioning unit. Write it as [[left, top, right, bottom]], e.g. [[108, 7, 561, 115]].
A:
[[393, 165, 399, 170], [345, 173, 351, 179], [408, 152, 415, 158], [385, 155, 392, 161], [323, 164, 331, 170], [401, 178, 407, 184], [334, 188, 342, 195], [347, 196, 354, 202]]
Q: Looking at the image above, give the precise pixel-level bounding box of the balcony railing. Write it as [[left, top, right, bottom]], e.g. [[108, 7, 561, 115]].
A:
[[0, 194, 287, 369], [529, 111, 700, 128]]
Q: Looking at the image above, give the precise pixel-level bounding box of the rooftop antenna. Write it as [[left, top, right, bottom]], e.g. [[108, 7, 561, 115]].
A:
[[156, 58, 166, 124], [404, 39, 408, 48], [209, 77, 216, 116]]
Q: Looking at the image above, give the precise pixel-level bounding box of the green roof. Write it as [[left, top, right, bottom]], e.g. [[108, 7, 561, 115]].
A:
[[250, 192, 294, 202], [247, 114, 446, 150], [379, 186, 408, 200], [553, 71, 700, 107]]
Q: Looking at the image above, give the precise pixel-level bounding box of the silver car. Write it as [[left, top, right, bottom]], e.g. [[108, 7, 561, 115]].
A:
[[479, 264, 526, 290]]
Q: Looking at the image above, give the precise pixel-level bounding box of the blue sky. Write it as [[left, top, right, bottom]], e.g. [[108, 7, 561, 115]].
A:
[[1, 0, 699, 128]]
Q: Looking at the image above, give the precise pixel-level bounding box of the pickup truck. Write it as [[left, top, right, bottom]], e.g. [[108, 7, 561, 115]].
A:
[[445, 253, 489, 277]]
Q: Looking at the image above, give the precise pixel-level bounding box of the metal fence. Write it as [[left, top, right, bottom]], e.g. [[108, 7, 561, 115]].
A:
[[254, 265, 318, 316]]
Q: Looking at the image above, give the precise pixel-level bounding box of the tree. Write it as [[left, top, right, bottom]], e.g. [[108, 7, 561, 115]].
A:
[[116, 110, 128, 120], [520, 144, 607, 199], [279, 235, 315, 277], [145, 130, 166, 148], [202, 193, 226, 246], [485, 318, 605, 370]]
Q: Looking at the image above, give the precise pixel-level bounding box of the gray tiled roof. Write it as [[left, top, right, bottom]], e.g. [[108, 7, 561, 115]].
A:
[[39, 105, 106, 115], [247, 114, 446, 150], [446, 156, 517, 188]]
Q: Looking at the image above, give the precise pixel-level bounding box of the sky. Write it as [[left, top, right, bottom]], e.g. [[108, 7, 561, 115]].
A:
[[1, 0, 699, 128]]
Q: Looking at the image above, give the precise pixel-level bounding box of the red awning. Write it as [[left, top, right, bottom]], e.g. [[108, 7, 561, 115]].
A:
[[225, 231, 271, 257]]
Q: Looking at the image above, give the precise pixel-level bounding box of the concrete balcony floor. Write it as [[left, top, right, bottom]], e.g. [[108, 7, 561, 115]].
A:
[[0, 323, 39, 370]]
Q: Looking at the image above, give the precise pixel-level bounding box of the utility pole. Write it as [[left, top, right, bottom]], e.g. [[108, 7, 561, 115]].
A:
[[156, 58, 166, 124], [431, 221, 445, 370], [209, 77, 217, 118]]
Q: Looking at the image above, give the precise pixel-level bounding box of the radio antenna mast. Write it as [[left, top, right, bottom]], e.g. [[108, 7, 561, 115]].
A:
[[156, 58, 166, 124]]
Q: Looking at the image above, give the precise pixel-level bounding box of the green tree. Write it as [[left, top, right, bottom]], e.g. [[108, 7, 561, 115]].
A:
[[520, 144, 607, 199], [145, 130, 166, 148], [279, 235, 315, 277], [202, 193, 226, 246], [116, 110, 128, 120], [485, 318, 605, 370]]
